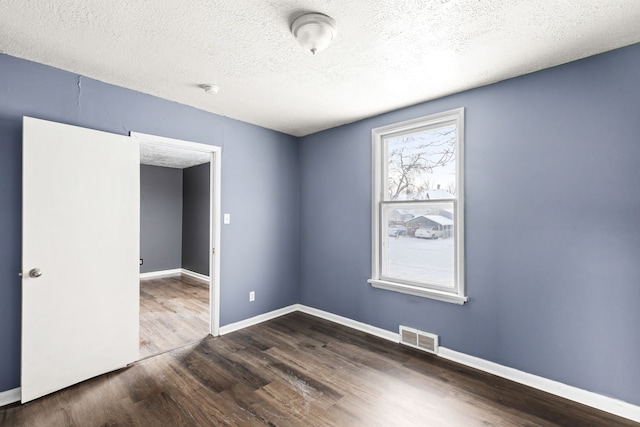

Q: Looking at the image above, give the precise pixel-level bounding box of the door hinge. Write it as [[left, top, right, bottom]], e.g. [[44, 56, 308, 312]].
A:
[[212, 248, 216, 254]]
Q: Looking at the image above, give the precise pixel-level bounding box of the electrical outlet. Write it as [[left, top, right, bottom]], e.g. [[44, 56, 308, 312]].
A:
[[249, 291, 255, 302]]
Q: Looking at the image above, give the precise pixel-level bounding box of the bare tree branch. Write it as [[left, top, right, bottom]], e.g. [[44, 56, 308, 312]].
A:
[[387, 130, 455, 200]]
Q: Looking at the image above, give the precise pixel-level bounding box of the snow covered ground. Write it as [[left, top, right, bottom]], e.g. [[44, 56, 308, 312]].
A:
[[386, 235, 454, 287]]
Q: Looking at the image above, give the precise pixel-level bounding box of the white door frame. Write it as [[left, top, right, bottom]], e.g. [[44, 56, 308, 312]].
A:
[[131, 132, 222, 337]]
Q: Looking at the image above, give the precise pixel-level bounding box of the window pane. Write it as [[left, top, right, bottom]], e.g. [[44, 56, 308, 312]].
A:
[[385, 125, 456, 201], [383, 202, 455, 288]]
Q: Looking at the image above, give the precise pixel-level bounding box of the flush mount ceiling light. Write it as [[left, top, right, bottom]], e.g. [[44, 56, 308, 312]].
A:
[[291, 12, 337, 55]]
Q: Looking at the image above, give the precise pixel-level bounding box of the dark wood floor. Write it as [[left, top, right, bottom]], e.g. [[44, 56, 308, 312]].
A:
[[1, 312, 636, 426], [139, 274, 209, 358]]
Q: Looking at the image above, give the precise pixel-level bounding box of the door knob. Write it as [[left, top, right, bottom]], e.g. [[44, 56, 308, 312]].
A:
[[29, 268, 43, 278]]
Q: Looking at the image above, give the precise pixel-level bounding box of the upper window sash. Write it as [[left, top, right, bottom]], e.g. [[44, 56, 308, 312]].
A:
[[382, 123, 458, 203]]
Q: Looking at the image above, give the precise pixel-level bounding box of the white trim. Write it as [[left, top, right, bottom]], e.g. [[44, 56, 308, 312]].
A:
[[139, 268, 182, 279], [368, 279, 468, 305], [6, 302, 638, 421], [370, 108, 466, 304], [294, 307, 639, 422], [139, 269, 210, 283], [438, 347, 640, 423], [218, 305, 299, 335], [5, 303, 637, 421], [297, 305, 399, 343], [0, 387, 20, 407], [223, 305, 639, 423], [131, 131, 222, 338], [180, 268, 210, 282], [210, 148, 222, 337], [217, 304, 399, 343]]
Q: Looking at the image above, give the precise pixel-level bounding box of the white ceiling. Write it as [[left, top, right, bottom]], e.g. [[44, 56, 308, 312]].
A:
[[0, 1, 639, 137], [140, 142, 210, 169]]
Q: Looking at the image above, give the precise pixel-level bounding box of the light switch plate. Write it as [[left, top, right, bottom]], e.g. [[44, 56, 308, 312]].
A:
[[223, 213, 231, 224]]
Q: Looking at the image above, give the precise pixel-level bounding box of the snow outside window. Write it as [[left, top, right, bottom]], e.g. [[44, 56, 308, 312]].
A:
[[368, 108, 467, 304]]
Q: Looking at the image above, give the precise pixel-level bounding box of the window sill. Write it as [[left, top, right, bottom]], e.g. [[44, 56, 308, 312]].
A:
[[367, 279, 468, 305]]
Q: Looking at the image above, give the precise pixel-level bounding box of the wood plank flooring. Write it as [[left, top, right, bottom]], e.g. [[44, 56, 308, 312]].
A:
[[2, 312, 636, 426], [139, 274, 209, 358]]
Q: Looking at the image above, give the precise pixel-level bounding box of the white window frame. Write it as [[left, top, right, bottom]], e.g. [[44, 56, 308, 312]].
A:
[[368, 108, 467, 305]]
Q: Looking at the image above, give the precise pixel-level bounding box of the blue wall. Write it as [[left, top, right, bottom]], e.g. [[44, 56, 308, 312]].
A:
[[0, 54, 300, 392], [299, 44, 640, 406], [2, 43, 639, 407]]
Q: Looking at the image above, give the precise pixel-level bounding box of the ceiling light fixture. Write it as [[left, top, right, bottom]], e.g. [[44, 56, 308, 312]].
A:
[[201, 84, 219, 94], [291, 12, 337, 55]]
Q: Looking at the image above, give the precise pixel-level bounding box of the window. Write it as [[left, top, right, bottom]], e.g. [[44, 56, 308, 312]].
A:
[[368, 108, 467, 304]]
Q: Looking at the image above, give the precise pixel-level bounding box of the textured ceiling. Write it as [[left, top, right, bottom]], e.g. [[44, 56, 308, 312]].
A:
[[140, 142, 210, 169], [0, 1, 639, 137]]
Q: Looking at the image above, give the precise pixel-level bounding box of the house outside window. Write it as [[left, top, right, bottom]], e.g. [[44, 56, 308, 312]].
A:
[[368, 108, 467, 304]]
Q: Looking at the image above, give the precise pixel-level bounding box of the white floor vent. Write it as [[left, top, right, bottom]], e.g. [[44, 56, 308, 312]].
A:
[[399, 326, 439, 354]]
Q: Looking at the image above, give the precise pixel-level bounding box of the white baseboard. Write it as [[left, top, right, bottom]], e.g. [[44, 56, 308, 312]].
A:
[[437, 347, 640, 423], [0, 387, 20, 407], [297, 305, 399, 343], [293, 306, 640, 423], [139, 268, 210, 282], [218, 304, 399, 342], [8, 292, 631, 421], [218, 304, 299, 335], [139, 268, 181, 279], [180, 268, 210, 282]]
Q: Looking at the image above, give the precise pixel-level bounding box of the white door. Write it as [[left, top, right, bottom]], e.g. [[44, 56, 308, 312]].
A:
[[21, 117, 140, 403]]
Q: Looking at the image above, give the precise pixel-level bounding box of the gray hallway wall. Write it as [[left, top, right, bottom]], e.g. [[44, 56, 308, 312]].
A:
[[140, 165, 183, 274], [182, 163, 211, 276]]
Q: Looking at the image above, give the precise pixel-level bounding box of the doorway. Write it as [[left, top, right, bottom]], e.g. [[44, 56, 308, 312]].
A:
[[132, 132, 222, 358]]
